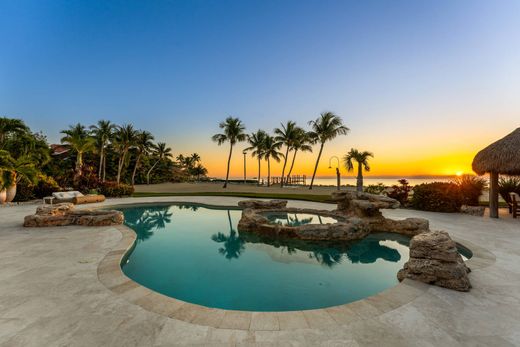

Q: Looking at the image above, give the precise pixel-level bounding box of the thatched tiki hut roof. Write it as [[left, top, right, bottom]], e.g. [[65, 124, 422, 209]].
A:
[[472, 128, 520, 218]]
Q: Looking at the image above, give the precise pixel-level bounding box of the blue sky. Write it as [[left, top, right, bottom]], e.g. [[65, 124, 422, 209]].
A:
[[1, 0, 519, 176]]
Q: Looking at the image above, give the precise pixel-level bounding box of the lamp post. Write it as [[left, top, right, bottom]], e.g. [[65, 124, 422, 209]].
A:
[[328, 156, 341, 191], [243, 150, 247, 184]]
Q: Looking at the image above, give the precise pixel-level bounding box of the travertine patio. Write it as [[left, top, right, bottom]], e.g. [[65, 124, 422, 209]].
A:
[[0, 196, 519, 346]]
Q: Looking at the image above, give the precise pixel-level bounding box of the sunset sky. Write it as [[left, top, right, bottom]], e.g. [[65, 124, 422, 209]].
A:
[[1, 0, 519, 178]]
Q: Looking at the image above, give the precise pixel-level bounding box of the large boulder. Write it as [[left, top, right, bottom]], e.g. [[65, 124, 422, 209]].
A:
[[397, 231, 471, 291], [331, 191, 400, 217], [35, 203, 74, 216], [24, 204, 124, 227], [371, 217, 430, 237]]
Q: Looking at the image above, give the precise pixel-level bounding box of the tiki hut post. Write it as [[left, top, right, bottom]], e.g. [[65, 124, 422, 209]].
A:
[[472, 128, 520, 219], [489, 172, 499, 218]]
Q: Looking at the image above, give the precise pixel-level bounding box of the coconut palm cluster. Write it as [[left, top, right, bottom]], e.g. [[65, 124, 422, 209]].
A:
[[212, 112, 373, 189]]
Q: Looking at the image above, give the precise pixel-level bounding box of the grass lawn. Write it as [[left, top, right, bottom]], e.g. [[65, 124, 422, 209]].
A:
[[132, 191, 335, 204]]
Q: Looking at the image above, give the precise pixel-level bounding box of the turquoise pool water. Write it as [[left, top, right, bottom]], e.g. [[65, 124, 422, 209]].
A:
[[119, 203, 413, 311]]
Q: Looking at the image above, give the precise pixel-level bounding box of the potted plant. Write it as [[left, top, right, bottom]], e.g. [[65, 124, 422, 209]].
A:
[[0, 150, 39, 203]]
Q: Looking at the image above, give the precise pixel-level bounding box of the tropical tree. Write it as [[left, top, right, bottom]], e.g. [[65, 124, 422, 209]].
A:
[[0, 150, 39, 190], [90, 120, 117, 181], [307, 112, 349, 189], [60, 123, 95, 184], [344, 148, 373, 192], [211, 117, 246, 188], [0, 117, 29, 149], [114, 124, 138, 184], [245, 130, 267, 186], [286, 128, 312, 180], [191, 164, 208, 181], [146, 142, 173, 184], [131, 131, 155, 186], [274, 121, 300, 187], [262, 135, 283, 187]]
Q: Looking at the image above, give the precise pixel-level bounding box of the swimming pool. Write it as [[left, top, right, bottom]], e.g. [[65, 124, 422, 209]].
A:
[[118, 203, 434, 311]]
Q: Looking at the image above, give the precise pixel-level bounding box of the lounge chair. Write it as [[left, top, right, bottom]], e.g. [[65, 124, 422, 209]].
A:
[[509, 192, 520, 218], [52, 191, 105, 205]]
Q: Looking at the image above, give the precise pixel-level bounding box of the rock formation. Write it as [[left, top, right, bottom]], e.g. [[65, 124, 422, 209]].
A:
[[236, 193, 471, 292], [24, 203, 124, 227], [331, 191, 400, 217], [238, 207, 370, 241], [237, 192, 429, 241], [397, 231, 471, 291]]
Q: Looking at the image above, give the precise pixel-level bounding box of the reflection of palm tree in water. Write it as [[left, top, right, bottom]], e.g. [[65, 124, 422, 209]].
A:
[[310, 248, 345, 267], [211, 210, 246, 260], [346, 238, 401, 264], [123, 206, 173, 243]]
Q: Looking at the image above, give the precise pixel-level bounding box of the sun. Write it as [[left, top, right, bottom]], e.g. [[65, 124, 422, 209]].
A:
[[455, 171, 464, 176]]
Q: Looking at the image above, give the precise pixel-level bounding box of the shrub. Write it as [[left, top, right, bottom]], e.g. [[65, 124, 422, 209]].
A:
[[452, 174, 487, 206], [410, 182, 462, 212], [387, 179, 412, 206], [498, 176, 520, 204], [364, 183, 386, 195], [99, 181, 134, 197], [73, 165, 100, 193], [33, 174, 61, 199], [12, 178, 35, 202]]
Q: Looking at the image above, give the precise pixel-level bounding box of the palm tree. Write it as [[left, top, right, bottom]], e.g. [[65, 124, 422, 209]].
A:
[[60, 123, 95, 184], [245, 130, 267, 186], [286, 128, 312, 181], [190, 153, 201, 163], [274, 121, 299, 187], [146, 142, 173, 185], [0, 150, 39, 189], [344, 148, 373, 192], [90, 120, 117, 181], [114, 124, 138, 184], [0, 117, 29, 149], [307, 112, 349, 189], [131, 131, 155, 186], [262, 135, 283, 187], [211, 117, 246, 188], [192, 164, 208, 181]]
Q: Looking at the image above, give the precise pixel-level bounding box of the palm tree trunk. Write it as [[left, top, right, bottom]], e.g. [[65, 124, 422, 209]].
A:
[[146, 159, 160, 185], [117, 149, 127, 184], [223, 144, 233, 188], [309, 143, 324, 190], [98, 147, 104, 179], [280, 146, 290, 187], [73, 152, 83, 186], [102, 155, 107, 182], [286, 149, 298, 181], [131, 154, 141, 186], [356, 162, 363, 192], [267, 157, 271, 187], [257, 157, 261, 186]]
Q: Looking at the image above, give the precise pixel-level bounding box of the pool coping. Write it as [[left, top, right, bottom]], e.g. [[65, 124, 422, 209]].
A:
[[96, 200, 497, 331]]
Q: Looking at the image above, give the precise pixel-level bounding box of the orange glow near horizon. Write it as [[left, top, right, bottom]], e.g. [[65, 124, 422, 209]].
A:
[[198, 144, 478, 178], [169, 121, 517, 179]]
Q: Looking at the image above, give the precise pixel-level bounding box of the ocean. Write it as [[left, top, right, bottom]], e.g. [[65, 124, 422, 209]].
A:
[[225, 176, 456, 187]]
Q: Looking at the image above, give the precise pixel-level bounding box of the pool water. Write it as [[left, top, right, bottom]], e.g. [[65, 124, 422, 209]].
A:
[[263, 212, 338, 226], [119, 203, 413, 311]]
